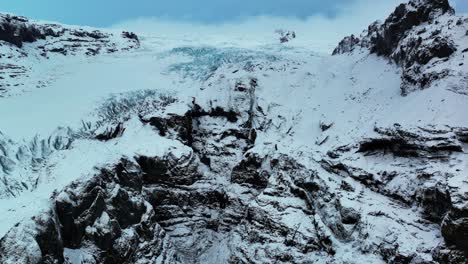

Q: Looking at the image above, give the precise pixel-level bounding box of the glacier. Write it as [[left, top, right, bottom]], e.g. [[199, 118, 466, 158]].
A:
[[0, 0, 467, 263]]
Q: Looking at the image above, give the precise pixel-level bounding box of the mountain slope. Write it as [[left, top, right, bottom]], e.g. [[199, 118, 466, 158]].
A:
[[0, 1, 467, 263], [334, 0, 468, 96], [0, 14, 140, 97]]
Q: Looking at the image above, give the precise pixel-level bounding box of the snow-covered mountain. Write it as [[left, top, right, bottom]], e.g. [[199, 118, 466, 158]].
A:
[[0, 0, 467, 263]]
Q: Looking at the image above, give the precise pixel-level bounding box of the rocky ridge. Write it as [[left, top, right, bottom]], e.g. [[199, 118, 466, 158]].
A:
[[0, 1, 467, 263], [0, 14, 140, 97], [333, 0, 468, 95], [1, 74, 466, 263]]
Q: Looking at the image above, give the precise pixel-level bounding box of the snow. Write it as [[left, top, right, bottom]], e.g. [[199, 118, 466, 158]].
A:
[[64, 248, 97, 264], [0, 11, 467, 262], [0, 117, 191, 237], [0, 50, 192, 141]]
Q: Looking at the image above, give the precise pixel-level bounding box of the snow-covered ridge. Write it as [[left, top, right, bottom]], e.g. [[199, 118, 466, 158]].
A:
[[333, 0, 468, 96], [0, 13, 140, 97], [0, 1, 467, 263]]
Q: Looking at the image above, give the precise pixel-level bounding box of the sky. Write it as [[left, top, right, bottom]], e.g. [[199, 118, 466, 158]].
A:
[[0, 0, 466, 53], [0, 0, 466, 28]]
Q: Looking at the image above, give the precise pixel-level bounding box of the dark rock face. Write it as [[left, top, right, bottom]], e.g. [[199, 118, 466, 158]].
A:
[[0, 157, 183, 263], [137, 154, 202, 186], [416, 185, 452, 222], [95, 122, 125, 141], [441, 208, 468, 253], [0, 210, 65, 264], [0, 15, 61, 48], [1, 10, 467, 261], [332, 0, 466, 95], [368, 0, 453, 57], [0, 14, 140, 53], [412, 37, 456, 65], [323, 124, 468, 259], [141, 114, 193, 144], [333, 0, 453, 57], [1, 94, 467, 262], [332, 35, 360, 55], [122, 31, 139, 43], [1, 151, 340, 263], [357, 125, 463, 158], [433, 245, 468, 264], [339, 207, 360, 225], [231, 154, 268, 188], [399, 36, 456, 94]]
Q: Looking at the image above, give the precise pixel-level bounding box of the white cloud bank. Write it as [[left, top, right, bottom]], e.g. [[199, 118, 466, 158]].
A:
[[111, 0, 406, 53]]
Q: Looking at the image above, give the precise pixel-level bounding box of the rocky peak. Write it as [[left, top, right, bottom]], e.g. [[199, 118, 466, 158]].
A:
[[0, 2, 467, 263], [0, 14, 60, 48], [333, 0, 454, 56], [333, 0, 467, 95], [369, 0, 454, 57]]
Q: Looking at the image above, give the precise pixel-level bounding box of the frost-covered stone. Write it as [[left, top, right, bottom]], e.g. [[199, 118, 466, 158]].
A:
[[333, 0, 468, 95], [0, 1, 467, 263]]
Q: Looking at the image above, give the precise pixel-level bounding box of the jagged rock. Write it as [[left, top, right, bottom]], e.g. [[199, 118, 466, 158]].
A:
[[339, 207, 361, 225], [231, 153, 268, 188], [95, 122, 125, 141], [0, 2, 467, 262], [333, 0, 466, 95], [370, 0, 453, 57], [412, 37, 456, 65], [141, 114, 193, 144], [416, 184, 452, 222], [357, 125, 463, 158], [0, 14, 62, 48], [191, 105, 239, 123], [333, 0, 453, 57], [332, 35, 360, 55], [0, 157, 180, 263], [441, 208, 468, 253], [0, 209, 64, 264], [379, 242, 416, 264], [122, 31, 139, 43], [319, 121, 334, 132], [137, 154, 201, 186], [433, 246, 468, 264]]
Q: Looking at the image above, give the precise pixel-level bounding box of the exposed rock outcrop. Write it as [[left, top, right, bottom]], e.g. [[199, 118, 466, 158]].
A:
[[0, 157, 180, 263], [324, 124, 468, 258], [441, 207, 468, 254], [2, 101, 464, 263], [0, 2, 467, 263], [333, 0, 468, 95], [0, 14, 61, 48]]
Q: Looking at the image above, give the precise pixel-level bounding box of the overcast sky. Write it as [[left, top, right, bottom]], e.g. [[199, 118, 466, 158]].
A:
[[0, 0, 466, 27], [1, 0, 466, 53]]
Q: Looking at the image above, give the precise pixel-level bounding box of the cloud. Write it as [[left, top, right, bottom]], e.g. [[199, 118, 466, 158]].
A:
[[451, 0, 468, 13], [111, 0, 405, 53]]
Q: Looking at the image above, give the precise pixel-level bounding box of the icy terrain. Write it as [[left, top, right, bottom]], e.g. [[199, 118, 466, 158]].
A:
[[0, 0, 467, 263]]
